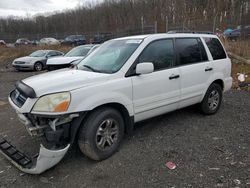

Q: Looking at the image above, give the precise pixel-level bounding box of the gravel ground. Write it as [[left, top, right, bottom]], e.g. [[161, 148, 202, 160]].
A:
[[0, 67, 249, 188]]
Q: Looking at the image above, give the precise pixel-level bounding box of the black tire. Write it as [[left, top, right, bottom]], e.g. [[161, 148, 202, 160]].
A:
[[34, 62, 43, 71], [47, 66, 56, 71], [200, 83, 223, 115], [78, 107, 124, 161]]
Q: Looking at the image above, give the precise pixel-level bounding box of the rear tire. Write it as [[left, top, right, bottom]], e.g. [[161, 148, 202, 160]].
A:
[[47, 66, 56, 71], [78, 107, 124, 161], [200, 83, 222, 115], [34, 62, 43, 71]]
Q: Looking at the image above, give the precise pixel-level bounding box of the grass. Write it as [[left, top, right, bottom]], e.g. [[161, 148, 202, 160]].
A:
[[223, 38, 250, 59]]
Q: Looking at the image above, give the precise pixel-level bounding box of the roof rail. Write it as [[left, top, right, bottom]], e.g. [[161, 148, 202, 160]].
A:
[[167, 30, 214, 35]]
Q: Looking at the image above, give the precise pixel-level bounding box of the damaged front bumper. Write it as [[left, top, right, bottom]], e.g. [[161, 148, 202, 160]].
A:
[[0, 108, 84, 174], [0, 138, 70, 174]]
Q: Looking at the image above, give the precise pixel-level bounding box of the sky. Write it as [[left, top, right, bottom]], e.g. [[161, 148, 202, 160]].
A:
[[0, 0, 101, 18]]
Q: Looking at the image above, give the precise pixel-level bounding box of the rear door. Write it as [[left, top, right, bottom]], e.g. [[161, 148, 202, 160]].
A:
[[203, 37, 231, 91], [175, 37, 213, 108]]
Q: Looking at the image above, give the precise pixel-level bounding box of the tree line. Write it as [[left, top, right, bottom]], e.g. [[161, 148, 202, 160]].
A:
[[0, 0, 249, 41]]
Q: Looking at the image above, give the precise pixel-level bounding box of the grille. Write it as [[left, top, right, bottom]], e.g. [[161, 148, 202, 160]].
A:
[[15, 61, 25, 64], [10, 89, 27, 108]]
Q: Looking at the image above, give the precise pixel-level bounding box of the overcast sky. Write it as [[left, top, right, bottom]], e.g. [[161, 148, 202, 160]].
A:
[[0, 0, 101, 18]]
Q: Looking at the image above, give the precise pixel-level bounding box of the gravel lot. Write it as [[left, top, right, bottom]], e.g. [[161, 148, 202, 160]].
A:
[[0, 67, 249, 188]]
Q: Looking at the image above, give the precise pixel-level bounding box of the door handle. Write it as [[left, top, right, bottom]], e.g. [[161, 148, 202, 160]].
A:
[[169, 74, 180, 80], [205, 67, 213, 72]]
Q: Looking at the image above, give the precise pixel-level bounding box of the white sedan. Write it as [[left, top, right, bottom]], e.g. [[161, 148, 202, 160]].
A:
[[40, 38, 60, 46], [12, 50, 64, 71], [46, 44, 100, 71]]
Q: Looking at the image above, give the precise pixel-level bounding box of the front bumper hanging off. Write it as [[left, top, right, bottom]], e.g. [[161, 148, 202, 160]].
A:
[[0, 138, 70, 174]]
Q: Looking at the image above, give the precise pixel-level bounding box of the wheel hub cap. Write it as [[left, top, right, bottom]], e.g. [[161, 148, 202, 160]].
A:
[[96, 119, 119, 150], [208, 90, 220, 111]]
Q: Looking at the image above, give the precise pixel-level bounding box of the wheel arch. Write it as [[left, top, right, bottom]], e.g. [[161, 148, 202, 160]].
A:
[[201, 78, 225, 101], [212, 79, 224, 90], [89, 102, 134, 135], [70, 102, 134, 144]]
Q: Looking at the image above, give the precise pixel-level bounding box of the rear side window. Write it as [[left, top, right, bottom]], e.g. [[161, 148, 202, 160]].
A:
[[138, 39, 174, 71], [176, 38, 208, 65], [204, 38, 227, 60]]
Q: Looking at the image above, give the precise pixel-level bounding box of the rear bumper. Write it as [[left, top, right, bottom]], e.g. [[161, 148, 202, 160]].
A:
[[224, 77, 233, 92], [0, 138, 70, 174]]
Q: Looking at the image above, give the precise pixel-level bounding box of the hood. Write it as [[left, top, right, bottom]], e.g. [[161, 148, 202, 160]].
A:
[[22, 69, 110, 97], [46, 56, 83, 65], [14, 56, 44, 63]]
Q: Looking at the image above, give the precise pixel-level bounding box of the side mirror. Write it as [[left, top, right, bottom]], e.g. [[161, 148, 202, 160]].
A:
[[136, 62, 154, 75]]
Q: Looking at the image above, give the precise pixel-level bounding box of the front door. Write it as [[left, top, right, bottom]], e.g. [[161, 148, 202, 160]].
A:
[[131, 39, 181, 122]]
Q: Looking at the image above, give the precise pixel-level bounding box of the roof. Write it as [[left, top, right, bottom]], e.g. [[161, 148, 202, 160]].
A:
[[34, 50, 60, 53], [114, 33, 218, 41], [76, 44, 95, 48]]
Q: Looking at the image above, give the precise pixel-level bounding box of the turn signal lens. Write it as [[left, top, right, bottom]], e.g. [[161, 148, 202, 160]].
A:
[[53, 101, 70, 112]]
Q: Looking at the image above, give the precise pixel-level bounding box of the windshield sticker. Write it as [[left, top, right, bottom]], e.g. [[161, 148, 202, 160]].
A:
[[126, 40, 142, 44]]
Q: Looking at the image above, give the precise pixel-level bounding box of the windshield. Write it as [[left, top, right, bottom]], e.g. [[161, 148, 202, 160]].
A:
[[29, 50, 47, 57], [65, 46, 92, 57], [77, 39, 141, 73]]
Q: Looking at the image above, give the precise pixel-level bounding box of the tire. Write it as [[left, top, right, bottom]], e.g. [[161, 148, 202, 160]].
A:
[[47, 66, 56, 71], [200, 83, 223, 115], [78, 107, 124, 161], [34, 62, 43, 71]]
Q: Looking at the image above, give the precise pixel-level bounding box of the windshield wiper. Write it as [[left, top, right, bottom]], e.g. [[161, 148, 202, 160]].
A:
[[82, 65, 100, 73]]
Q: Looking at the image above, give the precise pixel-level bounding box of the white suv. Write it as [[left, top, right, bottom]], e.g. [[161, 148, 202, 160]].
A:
[[0, 33, 232, 174]]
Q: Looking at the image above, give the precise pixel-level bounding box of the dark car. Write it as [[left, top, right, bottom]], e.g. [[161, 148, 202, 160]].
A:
[[224, 25, 250, 40], [241, 25, 250, 38], [15, 38, 32, 46], [224, 29, 240, 40], [93, 33, 112, 44], [62, 35, 87, 46]]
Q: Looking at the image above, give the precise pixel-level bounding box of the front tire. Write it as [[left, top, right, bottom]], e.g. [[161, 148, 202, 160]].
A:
[[200, 83, 223, 115], [78, 107, 124, 161], [34, 62, 43, 71]]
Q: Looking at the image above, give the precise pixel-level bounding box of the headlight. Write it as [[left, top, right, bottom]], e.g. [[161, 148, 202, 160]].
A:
[[32, 92, 71, 113]]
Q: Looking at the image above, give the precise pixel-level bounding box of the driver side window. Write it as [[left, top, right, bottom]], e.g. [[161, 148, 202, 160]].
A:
[[138, 39, 174, 71], [48, 51, 59, 57]]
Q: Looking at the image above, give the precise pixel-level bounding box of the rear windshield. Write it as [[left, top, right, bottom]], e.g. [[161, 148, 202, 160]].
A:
[[65, 46, 92, 57], [203, 38, 227, 60], [29, 50, 47, 57]]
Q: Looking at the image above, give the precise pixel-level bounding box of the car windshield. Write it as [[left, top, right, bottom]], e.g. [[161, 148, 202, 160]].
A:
[[77, 39, 141, 74], [29, 50, 47, 57], [65, 46, 92, 57]]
